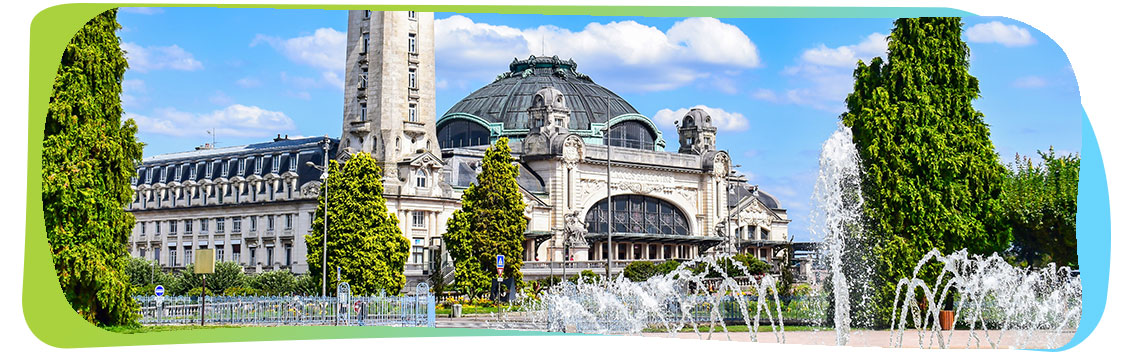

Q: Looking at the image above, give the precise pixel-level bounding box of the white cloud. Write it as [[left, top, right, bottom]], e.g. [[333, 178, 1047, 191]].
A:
[[967, 21, 1035, 47], [119, 7, 164, 15], [120, 79, 146, 108], [435, 15, 759, 93], [1012, 75, 1048, 88], [799, 33, 886, 67], [208, 91, 233, 106], [652, 105, 749, 132], [759, 33, 887, 112], [129, 104, 296, 138], [252, 28, 345, 89], [121, 42, 203, 73], [235, 77, 261, 88]]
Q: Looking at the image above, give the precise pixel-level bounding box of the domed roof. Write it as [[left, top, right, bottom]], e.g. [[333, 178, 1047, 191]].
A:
[[443, 55, 641, 131]]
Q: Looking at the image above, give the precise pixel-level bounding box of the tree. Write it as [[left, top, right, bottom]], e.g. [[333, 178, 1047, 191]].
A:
[[294, 273, 320, 296], [124, 257, 172, 296], [171, 262, 247, 296], [442, 137, 528, 296], [251, 270, 298, 296], [840, 17, 1012, 326], [42, 8, 143, 326], [305, 152, 409, 296], [1002, 148, 1080, 268], [622, 261, 658, 282]]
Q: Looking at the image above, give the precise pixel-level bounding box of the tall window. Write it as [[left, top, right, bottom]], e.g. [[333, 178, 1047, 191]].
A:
[[364, 10, 371, 18], [250, 216, 257, 231], [359, 72, 367, 89], [200, 218, 209, 232], [289, 153, 298, 171], [249, 247, 257, 265], [174, 164, 183, 181], [184, 248, 193, 266], [585, 195, 690, 235], [232, 244, 241, 264], [232, 217, 242, 233], [190, 164, 198, 180], [285, 214, 293, 230], [408, 104, 418, 122], [154, 248, 161, 264], [222, 159, 230, 177], [362, 32, 370, 52], [238, 158, 246, 175], [408, 11, 416, 19], [206, 160, 214, 178], [168, 248, 176, 266], [254, 156, 263, 174], [216, 217, 225, 233], [437, 120, 490, 148], [360, 103, 367, 122], [184, 219, 192, 234], [415, 169, 427, 188], [285, 244, 292, 266], [169, 220, 177, 234], [408, 33, 417, 54], [156, 221, 161, 235], [140, 222, 147, 235], [605, 121, 657, 150], [216, 246, 225, 262], [271, 155, 280, 173], [266, 246, 275, 265], [408, 68, 417, 89], [267, 215, 275, 231], [412, 211, 425, 228]]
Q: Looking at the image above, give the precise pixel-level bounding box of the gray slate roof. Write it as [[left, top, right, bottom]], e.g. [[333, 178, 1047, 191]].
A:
[[443, 55, 640, 131]]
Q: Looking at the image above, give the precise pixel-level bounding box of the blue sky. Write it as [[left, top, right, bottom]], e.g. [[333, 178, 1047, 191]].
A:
[[116, 7, 1081, 241]]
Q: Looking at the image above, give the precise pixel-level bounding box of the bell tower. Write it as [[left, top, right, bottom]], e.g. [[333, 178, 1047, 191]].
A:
[[340, 10, 438, 184]]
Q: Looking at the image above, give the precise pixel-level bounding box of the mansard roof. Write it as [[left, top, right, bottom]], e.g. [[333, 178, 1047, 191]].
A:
[[134, 136, 338, 188]]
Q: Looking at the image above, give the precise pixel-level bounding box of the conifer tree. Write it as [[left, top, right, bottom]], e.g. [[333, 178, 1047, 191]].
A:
[[840, 18, 1011, 325], [442, 138, 527, 295], [42, 8, 142, 326], [305, 152, 409, 295]]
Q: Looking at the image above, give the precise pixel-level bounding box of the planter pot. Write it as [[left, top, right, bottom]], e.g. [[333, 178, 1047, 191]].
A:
[[939, 310, 955, 330]]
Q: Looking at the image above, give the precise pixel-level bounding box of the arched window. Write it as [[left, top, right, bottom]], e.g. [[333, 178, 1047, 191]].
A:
[[415, 169, 428, 188], [604, 120, 656, 150], [438, 119, 490, 148], [585, 195, 689, 235]]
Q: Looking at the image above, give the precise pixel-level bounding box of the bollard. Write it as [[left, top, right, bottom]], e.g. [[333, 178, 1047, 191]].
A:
[[453, 304, 462, 318]]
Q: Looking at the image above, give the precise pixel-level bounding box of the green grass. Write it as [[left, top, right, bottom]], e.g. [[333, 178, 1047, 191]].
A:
[[103, 325, 242, 336], [436, 305, 523, 315]]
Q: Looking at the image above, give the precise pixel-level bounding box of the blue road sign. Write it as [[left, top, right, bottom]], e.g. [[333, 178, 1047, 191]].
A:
[[496, 255, 505, 268], [155, 285, 165, 297]]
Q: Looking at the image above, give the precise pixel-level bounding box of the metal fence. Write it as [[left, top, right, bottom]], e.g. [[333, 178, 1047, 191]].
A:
[[134, 283, 436, 327]]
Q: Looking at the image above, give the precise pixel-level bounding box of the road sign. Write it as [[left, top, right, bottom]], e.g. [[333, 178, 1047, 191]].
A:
[[496, 255, 505, 268], [353, 300, 363, 313], [154, 285, 165, 297], [194, 249, 215, 274]]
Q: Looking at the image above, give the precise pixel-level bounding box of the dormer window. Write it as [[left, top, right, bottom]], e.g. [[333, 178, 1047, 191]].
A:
[[271, 155, 280, 173], [415, 169, 427, 188], [289, 153, 298, 171], [255, 156, 263, 174], [238, 158, 247, 175], [190, 165, 197, 180], [196, 162, 205, 179], [222, 159, 230, 177], [174, 164, 182, 181], [206, 160, 214, 178]]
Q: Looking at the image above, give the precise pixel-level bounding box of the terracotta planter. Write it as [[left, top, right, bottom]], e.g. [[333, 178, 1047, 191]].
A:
[[939, 310, 955, 330]]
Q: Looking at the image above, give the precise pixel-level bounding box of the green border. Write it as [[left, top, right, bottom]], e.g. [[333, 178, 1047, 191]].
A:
[[41, 3, 1117, 350]]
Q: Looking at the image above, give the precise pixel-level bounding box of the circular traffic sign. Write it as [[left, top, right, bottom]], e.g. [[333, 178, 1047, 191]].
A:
[[353, 300, 363, 312], [154, 285, 165, 297]]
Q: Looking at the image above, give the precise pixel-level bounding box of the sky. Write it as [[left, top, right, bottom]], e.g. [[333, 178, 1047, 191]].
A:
[[115, 7, 1082, 241]]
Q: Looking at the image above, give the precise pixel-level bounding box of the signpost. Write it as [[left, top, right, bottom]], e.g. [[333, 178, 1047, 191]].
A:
[[154, 285, 165, 320], [496, 255, 504, 318], [194, 249, 215, 326]]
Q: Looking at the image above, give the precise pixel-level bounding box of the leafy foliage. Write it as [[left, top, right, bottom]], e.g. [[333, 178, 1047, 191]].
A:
[[251, 270, 298, 296], [1002, 148, 1080, 268], [622, 261, 658, 282], [568, 270, 601, 284], [442, 138, 528, 296], [222, 286, 260, 297], [171, 262, 247, 296], [294, 273, 321, 296], [840, 18, 1012, 325], [655, 260, 683, 276], [42, 8, 143, 326], [305, 152, 409, 296]]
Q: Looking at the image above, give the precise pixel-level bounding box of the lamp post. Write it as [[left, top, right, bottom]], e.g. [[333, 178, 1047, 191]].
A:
[[601, 126, 612, 280], [306, 136, 331, 297]]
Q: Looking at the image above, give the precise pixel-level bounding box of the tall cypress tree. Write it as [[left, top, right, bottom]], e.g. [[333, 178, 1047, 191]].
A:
[[305, 152, 409, 295], [443, 137, 527, 295], [42, 8, 143, 326], [840, 18, 1011, 325]]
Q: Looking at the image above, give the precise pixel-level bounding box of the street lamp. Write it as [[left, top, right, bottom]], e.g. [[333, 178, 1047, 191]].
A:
[[600, 126, 612, 280], [306, 136, 331, 297]]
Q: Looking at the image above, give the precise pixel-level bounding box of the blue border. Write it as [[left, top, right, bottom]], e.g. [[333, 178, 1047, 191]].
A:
[[1055, 110, 1110, 350]]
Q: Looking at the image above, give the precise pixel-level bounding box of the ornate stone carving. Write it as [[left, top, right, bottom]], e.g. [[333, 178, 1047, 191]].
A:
[[577, 177, 698, 208], [714, 221, 728, 237], [300, 181, 322, 198], [563, 209, 587, 247], [712, 152, 730, 179], [561, 135, 584, 169]]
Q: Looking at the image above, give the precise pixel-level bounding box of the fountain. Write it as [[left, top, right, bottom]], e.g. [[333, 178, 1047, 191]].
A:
[[518, 123, 1082, 349]]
